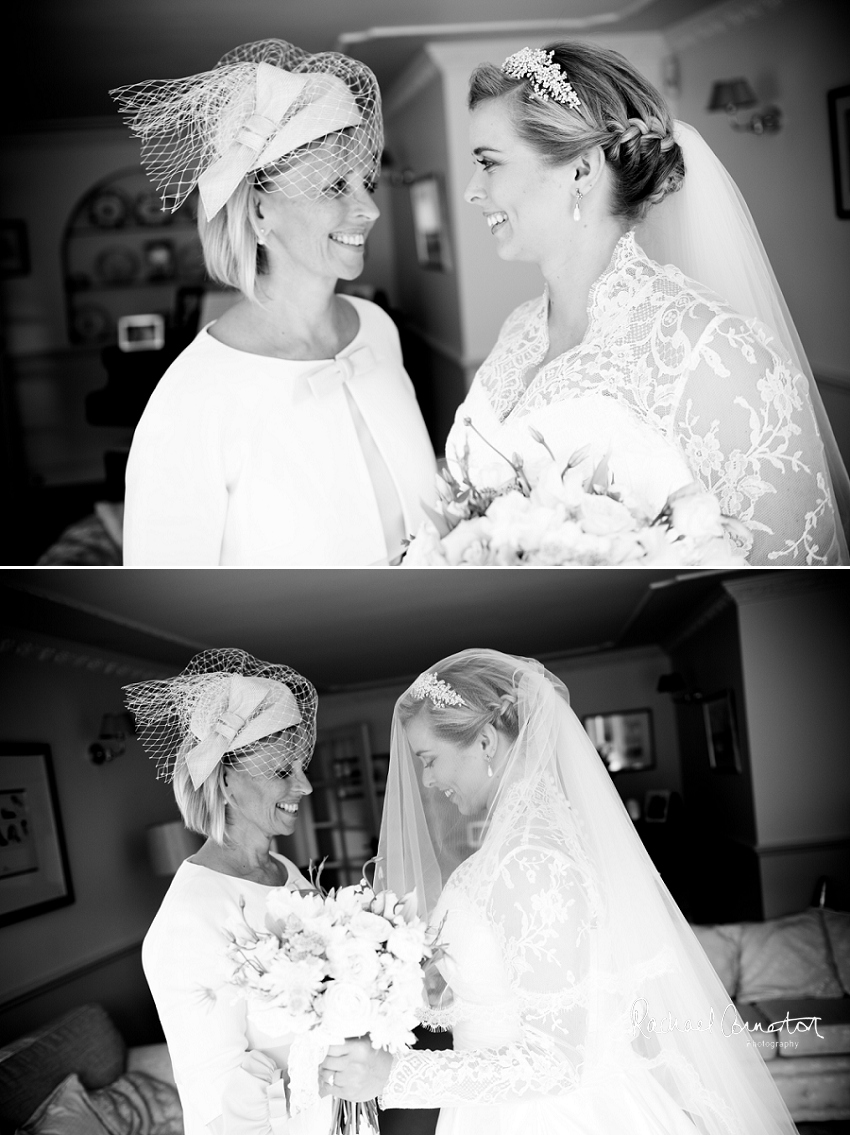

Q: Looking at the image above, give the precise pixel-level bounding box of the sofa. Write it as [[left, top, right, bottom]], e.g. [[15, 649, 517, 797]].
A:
[[692, 904, 850, 1123], [0, 1003, 180, 1135]]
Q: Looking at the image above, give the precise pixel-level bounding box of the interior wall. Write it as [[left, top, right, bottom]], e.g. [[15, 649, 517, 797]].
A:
[[0, 635, 175, 1042], [668, 0, 850, 460], [729, 576, 850, 916]]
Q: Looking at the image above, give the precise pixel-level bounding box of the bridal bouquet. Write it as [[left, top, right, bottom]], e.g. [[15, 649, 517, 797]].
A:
[[224, 868, 432, 1134], [402, 424, 752, 567]]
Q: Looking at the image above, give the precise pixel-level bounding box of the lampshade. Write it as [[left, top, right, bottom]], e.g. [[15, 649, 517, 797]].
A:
[[707, 79, 758, 112], [147, 821, 202, 876]]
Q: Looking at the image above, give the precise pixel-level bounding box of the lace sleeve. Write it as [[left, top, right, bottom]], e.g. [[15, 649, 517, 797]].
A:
[[379, 846, 589, 1110], [673, 312, 839, 564]]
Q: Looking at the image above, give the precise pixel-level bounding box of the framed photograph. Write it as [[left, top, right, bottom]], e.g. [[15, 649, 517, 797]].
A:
[[409, 174, 453, 271], [582, 709, 655, 773], [703, 691, 742, 773], [0, 743, 74, 927], [828, 85, 850, 219], [0, 219, 30, 278]]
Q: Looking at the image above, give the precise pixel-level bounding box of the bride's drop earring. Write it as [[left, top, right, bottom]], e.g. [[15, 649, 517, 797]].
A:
[[573, 190, 583, 222], [485, 756, 494, 778]]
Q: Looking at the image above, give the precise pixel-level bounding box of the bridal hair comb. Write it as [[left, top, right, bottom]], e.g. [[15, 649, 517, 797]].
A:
[[501, 48, 582, 110], [410, 672, 466, 710]]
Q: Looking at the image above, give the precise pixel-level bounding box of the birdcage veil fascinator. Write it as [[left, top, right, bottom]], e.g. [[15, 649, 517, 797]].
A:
[[123, 648, 317, 790], [110, 39, 383, 221], [378, 649, 796, 1135]]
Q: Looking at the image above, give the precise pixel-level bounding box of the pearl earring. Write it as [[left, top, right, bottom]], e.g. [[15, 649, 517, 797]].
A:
[[485, 755, 494, 778], [573, 189, 583, 222]]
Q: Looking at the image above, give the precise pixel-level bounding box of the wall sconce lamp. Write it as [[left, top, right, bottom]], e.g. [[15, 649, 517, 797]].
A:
[[88, 712, 132, 765], [147, 820, 203, 876], [657, 672, 703, 704], [707, 79, 782, 134]]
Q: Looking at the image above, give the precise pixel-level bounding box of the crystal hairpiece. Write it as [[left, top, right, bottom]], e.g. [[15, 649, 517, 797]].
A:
[[501, 48, 582, 110], [410, 672, 466, 709]]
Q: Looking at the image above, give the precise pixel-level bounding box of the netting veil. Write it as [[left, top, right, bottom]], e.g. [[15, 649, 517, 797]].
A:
[[123, 648, 317, 789], [377, 649, 796, 1134], [110, 39, 383, 220]]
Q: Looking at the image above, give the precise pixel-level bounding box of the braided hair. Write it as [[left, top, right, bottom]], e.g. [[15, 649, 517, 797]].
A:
[[397, 655, 522, 747], [468, 42, 684, 224]]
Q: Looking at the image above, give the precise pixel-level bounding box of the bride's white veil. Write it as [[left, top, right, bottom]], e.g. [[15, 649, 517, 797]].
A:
[[378, 649, 797, 1135], [639, 122, 850, 559]]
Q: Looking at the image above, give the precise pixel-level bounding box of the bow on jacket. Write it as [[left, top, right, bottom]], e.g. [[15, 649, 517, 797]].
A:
[[184, 673, 302, 788]]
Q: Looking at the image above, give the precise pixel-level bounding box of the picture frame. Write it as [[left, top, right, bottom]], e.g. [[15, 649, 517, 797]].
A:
[[703, 691, 742, 773], [582, 708, 655, 773], [409, 174, 453, 271], [0, 743, 74, 927], [0, 219, 30, 278], [827, 85, 850, 219]]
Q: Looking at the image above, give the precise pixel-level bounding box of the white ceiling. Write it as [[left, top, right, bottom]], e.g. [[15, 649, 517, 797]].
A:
[[5, 0, 720, 125], [0, 568, 746, 688]]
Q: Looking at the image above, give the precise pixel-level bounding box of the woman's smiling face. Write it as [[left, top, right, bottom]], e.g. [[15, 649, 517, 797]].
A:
[[256, 136, 380, 283], [464, 97, 574, 264], [405, 717, 492, 816], [225, 746, 313, 839]]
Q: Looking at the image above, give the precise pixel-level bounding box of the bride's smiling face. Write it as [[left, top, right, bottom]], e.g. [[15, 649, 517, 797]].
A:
[[464, 97, 576, 264], [406, 717, 493, 816]]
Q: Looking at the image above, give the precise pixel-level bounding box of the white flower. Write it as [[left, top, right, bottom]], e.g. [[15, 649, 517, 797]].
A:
[[530, 463, 585, 510], [349, 910, 391, 943], [320, 980, 373, 1039], [327, 937, 382, 987], [667, 484, 723, 539], [386, 924, 427, 964], [441, 517, 493, 565], [402, 521, 449, 566], [578, 493, 636, 536]]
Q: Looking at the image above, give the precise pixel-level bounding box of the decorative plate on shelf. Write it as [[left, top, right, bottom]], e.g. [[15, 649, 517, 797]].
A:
[[135, 190, 172, 226], [87, 189, 129, 229], [95, 245, 140, 285], [71, 304, 112, 343]]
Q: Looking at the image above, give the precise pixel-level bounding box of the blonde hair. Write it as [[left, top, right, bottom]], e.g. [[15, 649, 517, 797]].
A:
[[398, 656, 522, 747], [469, 42, 683, 224], [172, 759, 230, 845], [197, 179, 269, 301]]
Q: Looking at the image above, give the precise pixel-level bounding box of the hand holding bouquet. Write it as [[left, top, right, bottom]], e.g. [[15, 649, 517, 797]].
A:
[[225, 868, 434, 1133], [402, 422, 752, 566]]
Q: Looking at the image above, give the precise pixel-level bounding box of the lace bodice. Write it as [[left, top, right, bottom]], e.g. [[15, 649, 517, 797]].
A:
[[445, 232, 840, 565], [379, 782, 618, 1111]]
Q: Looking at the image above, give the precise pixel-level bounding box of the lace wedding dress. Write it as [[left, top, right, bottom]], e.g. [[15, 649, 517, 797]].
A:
[[445, 232, 842, 565], [378, 650, 798, 1135]]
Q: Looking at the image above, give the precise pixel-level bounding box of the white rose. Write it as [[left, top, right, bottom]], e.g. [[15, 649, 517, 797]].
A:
[[350, 910, 391, 942], [578, 494, 636, 536], [386, 924, 427, 964], [320, 981, 373, 1039], [441, 517, 493, 565], [401, 521, 448, 566], [667, 484, 723, 539], [327, 937, 382, 987]]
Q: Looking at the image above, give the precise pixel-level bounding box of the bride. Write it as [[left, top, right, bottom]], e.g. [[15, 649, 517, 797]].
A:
[[323, 649, 798, 1134], [444, 43, 849, 565]]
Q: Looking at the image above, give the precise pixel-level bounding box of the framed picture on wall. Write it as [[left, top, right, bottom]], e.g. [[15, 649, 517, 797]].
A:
[[409, 174, 453, 271], [703, 691, 742, 773], [827, 85, 850, 219], [0, 743, 74, 927], [582, 708, 655, 773]]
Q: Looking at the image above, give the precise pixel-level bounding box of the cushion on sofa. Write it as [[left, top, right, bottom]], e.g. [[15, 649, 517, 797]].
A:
[[690, 923, 744, 996], [0, 1004, 125, 1133], [125, 1046, 175, 1088], [17, 1074, 111, 1135], [822, 908, 850, 995], [19, 1072, 182, 1135], [737, 908, 845, 1002], [755, 996, 850, 1059]]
